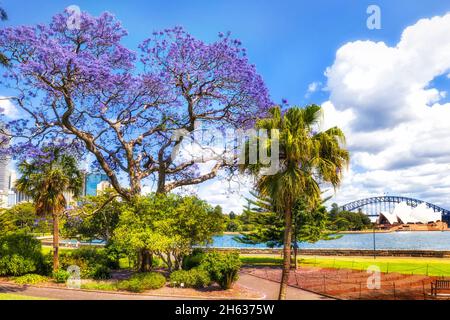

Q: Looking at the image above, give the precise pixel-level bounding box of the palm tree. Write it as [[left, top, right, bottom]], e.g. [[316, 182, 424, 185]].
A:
[[0, 6, 8, 66], [241, 105, 349, 299], [16, 148, 83, 271]]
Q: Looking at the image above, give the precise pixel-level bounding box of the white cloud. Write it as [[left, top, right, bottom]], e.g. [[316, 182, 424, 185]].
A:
[[196, 13, 450, 212], [307, 81, 321, 93], [323, 12, 450, 209], [196, 176, 252, 213], [0, 97, 19, 119]]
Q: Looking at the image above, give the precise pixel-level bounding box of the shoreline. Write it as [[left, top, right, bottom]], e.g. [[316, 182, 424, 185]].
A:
[[209, 248, 450, 258]]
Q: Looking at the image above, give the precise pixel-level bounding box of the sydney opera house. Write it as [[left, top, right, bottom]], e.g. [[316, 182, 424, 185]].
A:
[[378, 202, 447, 231]]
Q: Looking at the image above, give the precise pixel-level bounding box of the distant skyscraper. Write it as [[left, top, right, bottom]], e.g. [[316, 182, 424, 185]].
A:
[[96, 180, 112, 195], [84, 173, 109, 196], [0, 155, 9, 194]]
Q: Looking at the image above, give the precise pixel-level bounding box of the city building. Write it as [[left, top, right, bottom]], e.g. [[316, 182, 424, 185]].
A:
[[96, 180, 112, 195], [83, 172, 109, 197], [2, 171, 111, 209]]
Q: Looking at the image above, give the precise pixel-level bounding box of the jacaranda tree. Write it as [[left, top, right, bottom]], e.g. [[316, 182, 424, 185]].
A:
[[0, 9, 271, 199], [0, 5, 7, 66]]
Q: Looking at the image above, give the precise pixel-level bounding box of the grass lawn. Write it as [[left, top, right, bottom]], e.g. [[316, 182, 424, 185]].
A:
[[240, 254, 450, 277], [0, 293, 48, 300], [41, 246, 74, 255]]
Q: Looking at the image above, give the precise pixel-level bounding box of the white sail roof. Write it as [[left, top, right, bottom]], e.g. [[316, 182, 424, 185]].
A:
[[410, 203, 438, 223], [384, 202, 443, 224], [380, 211, 398, 224], [393, 202, 418, 224]]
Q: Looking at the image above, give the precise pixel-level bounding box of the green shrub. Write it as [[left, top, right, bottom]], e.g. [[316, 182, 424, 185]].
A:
[[0, 233, 46, 276], [81, 282, 117, 291], [104, 243, 121, 269], [92, 265, 111, 280], [38, 252, 53, 276], [0, 254, 36, 276], [182, 249, 205, 270], [117, 272, 166, 292], [52, 269, 70, 283], [117, 278, 145, 293], [200, 251, 241, 289], [59, 247, 113, 279], [169, 268, 211, 288], [14, 274, 48, 285], [132, 272, 166, 289]]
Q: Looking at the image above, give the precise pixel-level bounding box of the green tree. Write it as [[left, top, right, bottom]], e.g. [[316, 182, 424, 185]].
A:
[[240, 105, 349, 299], [331, 210, 372, 231], [113, 194, 224, 272], [15, 148, 83, 271], [239, 203, 254, 231], [0, 202, 50, 234], [63, 189, 122, 243], [329, 203, 340, 219], [237, 193, 337, 268]]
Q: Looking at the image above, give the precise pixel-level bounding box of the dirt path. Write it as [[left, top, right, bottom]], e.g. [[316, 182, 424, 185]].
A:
[[0, 283, 193, 300], [0, 273, 332, 300], [237, 273, 333, 300]]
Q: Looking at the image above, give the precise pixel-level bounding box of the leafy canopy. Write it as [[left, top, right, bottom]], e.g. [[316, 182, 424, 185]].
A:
[[15, 147, 83, 217], [113, 193, 224, 270], [241, 104, 350, 211]]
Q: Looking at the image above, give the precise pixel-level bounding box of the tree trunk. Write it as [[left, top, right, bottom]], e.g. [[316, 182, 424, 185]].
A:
[[278, 206, 293, 300], [292, 211, 299, 269], [129, 173, 142, 197], [156, 167, 166, 194], [293, 245, 298, 269], [139, 249, 153, 272], [166, 251, 173, 273], [52, 212, 59, 272]]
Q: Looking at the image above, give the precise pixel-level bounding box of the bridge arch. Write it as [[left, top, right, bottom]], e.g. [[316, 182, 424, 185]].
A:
[[340, 196, 450, 222]]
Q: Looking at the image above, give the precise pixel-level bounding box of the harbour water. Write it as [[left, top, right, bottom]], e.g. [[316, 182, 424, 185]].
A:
[[210, 231, 450, 250]]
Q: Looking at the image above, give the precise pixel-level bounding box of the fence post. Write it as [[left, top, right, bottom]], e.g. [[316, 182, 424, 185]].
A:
[[386, 263, 389, 274], [393, 282, 396, 300], [359, 282, 362, 299], [426, 264, 429, 276], [422, 280, 426, 300], [323, 275, 326, 293]]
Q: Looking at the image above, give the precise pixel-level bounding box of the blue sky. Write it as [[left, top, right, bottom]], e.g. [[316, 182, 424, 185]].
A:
[[2, 1, 450, 213], [2, 0, 449, 105]]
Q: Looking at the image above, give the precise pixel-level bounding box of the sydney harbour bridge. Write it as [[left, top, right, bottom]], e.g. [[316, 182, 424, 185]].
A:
[[340, 196, 450, 223]]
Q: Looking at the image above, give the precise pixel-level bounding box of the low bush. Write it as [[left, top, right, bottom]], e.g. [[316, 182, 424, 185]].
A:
[[0, 255, 36, 276], [52, 269, 70, 283], [14, 274, 48, 285], [0, 233, 47, 276], [116, 278, 144, 293], [59, 247, 112, 279], [81, 281, 117, 291], [92, 265, 111, 280], [169, 268, 211, 288], [182, 249, 205, 270], [117, 272, 166, 292], [200, 251, 241, 289]]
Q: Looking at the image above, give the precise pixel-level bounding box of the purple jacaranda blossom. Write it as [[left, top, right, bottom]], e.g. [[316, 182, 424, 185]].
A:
[[0, 10, 273, 198]]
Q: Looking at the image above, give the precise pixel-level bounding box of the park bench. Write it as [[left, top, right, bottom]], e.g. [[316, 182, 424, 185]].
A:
[[431, 280, 450, 297]]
